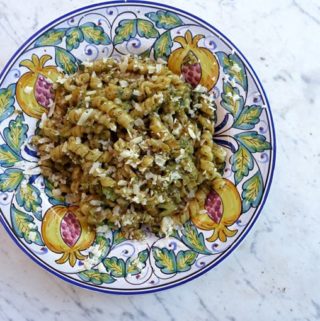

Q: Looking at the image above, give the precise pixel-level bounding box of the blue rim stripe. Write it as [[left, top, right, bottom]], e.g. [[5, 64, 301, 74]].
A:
[[0, 0, 276, 295]]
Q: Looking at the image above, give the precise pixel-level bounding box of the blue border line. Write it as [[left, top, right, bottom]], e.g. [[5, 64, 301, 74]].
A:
[[0, 0, 276, 295]]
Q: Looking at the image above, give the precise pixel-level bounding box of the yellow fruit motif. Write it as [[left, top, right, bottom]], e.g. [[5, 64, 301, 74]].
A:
[[191, 178, 242, 242], [16, 54, 62, 119], [168, 30, 219, 90], [42, 205, 95, 267]]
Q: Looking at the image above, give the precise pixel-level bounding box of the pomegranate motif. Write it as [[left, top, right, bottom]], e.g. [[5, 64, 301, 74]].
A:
[[42, 205, 95, 267], [191, 178, 241, 242], [181, 59, 201, 87], [168, 30, 219, 90], [60, 212, 81, 247], [34, 75, 54, 108], [205, 190, 223, 224], [16, 54, 62, 119]]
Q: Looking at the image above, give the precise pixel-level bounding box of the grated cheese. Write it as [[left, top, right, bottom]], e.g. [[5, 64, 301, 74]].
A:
[[89, 162, 101, 174], [172, 123, 182, 136], [56, 76, 67, 84], [82, 61, 93, 67], [155, 154, 166, 167], [47, 100, 55, 117], [37, 137, 50, 144], [90, 200, 103, 206], [154, 92, 164, 104], [52, 189, 62, 197], [172, 96, 181, 102], [96, 225, 109, 235], [134, 118, 144, 127], [113, 206, 121, 215], [133, 89, 141, 96], [170, 171, 181, 181], [118, 180, 127, 186], [133, 101, 142, 111], [160, 217, 176, 237], [193, 84, 208, 93], [156, 64, 162, 73], [157, 195, 165, 203], [176, 149, 185, 163], [119, 55, 129, 73], [188, 126, 196, 139], [131, 136, 143, 144], [120, 149, 139, 159], [39, 113, 48, 129], [156, 58, 167, 64], [77, 109, 94, 125], [119, 80, 128, 87]]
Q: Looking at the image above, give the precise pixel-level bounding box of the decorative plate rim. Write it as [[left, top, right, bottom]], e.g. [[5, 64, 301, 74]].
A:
[[0, 0, 276, 295]]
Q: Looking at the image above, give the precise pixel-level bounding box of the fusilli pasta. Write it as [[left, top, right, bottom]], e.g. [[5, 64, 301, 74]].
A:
[[33, 55, 226, 239]]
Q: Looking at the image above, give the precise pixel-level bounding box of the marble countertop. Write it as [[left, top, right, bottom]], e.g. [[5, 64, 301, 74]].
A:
[[0, 0, 319, 320]]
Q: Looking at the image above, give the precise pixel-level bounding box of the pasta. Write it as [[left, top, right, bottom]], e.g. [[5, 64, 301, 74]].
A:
[[33, 56, 226, 239]]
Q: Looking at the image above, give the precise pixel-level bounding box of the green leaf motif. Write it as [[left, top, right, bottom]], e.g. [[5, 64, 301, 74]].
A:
[[55, 47, 78, 75], [176, 250, 197, 272], [112, 229, 126, 245], [78, 269, 115, 285], [91, 235, 111, 261], [221, 81, 244, 119], [34, 28, 66, 47], [114, 19, 137, 45], [235, 131, 271, 153], [0, 83, 15, 124], [154, 31, 173, 60], [0, 145, 21, 168], [231, 144, 254, 185], [103, 256, 126, 277], [181, 221, 212, 254], [80, 22, 111, 45], [114, 19, 158, 45], [126, 249, 149, 275], [145, 10, 183, 29], [137, 19, 159, 38], [138, 248, 149, 262], [216, 52, 247, 90], [10, 204, 44, 245], [233, 105, 263, 130], [242, 171, 264, 213], [3, 114, 28, 155], [16, 182, 42, 220], [152, 247, 176, 274], [0, 168, 24, 192], [44, 178, 65, 205], [66, 27, 84, 51]]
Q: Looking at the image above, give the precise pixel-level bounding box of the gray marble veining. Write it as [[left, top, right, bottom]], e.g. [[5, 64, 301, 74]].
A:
[[0, 0, 319, 320]]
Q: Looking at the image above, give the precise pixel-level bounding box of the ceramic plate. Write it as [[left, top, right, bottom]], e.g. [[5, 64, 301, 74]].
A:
[[0, 1, 276, 294]]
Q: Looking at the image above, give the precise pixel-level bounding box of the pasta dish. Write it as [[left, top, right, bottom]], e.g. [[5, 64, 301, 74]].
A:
[[32, 56, 226, 239]]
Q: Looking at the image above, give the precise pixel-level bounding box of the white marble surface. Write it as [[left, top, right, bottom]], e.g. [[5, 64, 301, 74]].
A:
[[0, 0, 319, 320]]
